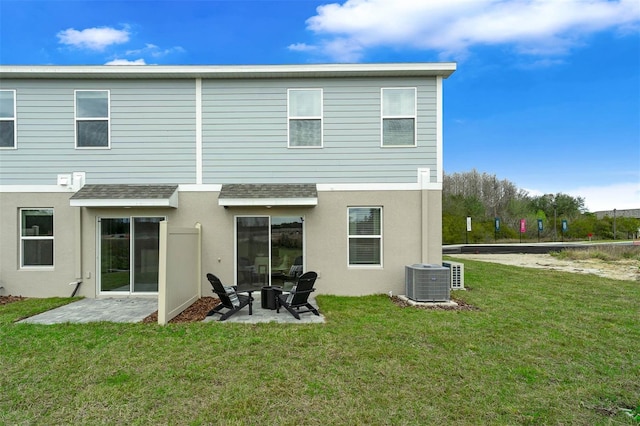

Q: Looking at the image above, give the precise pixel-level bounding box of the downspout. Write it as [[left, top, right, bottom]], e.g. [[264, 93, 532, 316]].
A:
[[70, 172, 85, 297], [196, 222, 202, 298]]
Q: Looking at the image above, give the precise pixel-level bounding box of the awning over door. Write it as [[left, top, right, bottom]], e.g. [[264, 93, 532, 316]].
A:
[[70, 184, 179, 208], [218, 184, 318, 207]]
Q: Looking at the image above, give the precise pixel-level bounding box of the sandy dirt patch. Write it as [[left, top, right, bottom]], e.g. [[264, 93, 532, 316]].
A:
[[450, 253, 639, 282]]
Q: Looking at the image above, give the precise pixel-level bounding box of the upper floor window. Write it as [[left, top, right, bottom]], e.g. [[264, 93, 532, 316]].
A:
[[20, 208, 54, 268], [381, 88, 416, 147], [0, 90, 16, 149], [75, 90, 110, 148], [288, 89, 322, 148], [348, 207, 382, 267]]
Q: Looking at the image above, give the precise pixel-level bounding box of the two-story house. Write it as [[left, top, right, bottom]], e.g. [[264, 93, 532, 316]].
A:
[[0, 63, 456, 299]]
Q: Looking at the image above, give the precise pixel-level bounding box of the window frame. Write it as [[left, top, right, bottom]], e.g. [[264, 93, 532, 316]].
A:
[[19, 208, 54, 269], [0, 89, 17, 149], [75, 89, 111, 149], [347, 206, 383, 268], [287, 88, 323, 149], [380, 87, 417, 148]]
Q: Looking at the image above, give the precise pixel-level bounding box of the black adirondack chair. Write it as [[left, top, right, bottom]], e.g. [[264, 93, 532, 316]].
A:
[[276, 271, 320, 320], [206, 273, 252, 321]]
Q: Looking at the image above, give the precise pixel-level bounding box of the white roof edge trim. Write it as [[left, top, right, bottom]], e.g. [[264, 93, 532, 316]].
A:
[[178, 184, 223, 192], [2, 183, 443, 194], [0, 63, 456, 79], [0, 185, 75, 193], [218, 197, 318, 207], [70, 198, 178, 208], [316, 182, 442, 191]]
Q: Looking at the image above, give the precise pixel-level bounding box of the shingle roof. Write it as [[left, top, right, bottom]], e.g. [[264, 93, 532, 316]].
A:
[[69, 184, 179, 208], [71, 184, 179, 200], [219, 184, 316, 199], [219, 184, 318, 207]]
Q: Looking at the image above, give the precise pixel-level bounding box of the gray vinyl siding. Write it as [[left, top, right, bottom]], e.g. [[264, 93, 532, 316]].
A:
[[202, 77, 438, 184], [0, 79, 196, 185], [1, 76, 439, 186]]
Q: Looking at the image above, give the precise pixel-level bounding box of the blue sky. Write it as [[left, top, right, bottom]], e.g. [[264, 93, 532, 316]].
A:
[[1, 0, 638, 212]]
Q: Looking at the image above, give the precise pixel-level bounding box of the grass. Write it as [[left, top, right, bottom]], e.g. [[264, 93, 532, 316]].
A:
[[1, 260, 639, 425], [553, 244, 640, 262]]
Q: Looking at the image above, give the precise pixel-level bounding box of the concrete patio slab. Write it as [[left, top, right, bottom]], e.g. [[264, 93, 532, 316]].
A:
[[17, 294, 325, 324], [18, 298, 158, 324], [203, 293, 325, 324]]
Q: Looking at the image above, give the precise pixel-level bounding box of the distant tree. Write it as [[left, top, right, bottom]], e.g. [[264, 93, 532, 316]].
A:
[[442, 170, 631, 243]]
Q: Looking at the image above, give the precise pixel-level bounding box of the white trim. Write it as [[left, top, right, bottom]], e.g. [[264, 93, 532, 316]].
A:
[[0, 63, 457, 80], [287, 88, 323, 149], [70, 192, 178, 208], [195, 78, 203, 184], [19, 207, 54, 269], [219, 197, 317, 207], [0, 89, 17, 149], [97, 215, 165, 295], [436, 76, 444, 184], [178, 184, 222, 192], [381, 87, 417, 147], [347, 206, 383, 268], [74, 90, 110, 149], [0, 185, 77, 193], [2, 180, 442, 194], [317, 181, 442, 192]]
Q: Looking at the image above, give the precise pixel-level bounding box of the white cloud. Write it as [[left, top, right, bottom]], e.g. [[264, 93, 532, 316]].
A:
[[287, 43, 317, 52], [57, 26, 130, 51], [125, 43, 185, 58], [105, 58, 147, 65], [567, 182, 640, 213], [296, 0, 640, 61]]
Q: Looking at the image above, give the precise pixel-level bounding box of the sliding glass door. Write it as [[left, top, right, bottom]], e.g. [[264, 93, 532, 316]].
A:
[[235, 216, 304, 288], [100, 217, 163, 294]]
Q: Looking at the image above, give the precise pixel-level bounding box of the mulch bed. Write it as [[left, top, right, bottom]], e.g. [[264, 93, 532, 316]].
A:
[[142, 296, 220, 323], [0, 295, 26, 305], [391, 295, 479, 311]]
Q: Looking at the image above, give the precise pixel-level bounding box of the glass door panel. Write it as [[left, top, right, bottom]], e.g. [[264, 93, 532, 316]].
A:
[[236, 217, 269, 286], [270, 217, 303, 289], [133, 217, 162, 293], [100, 218, 131, 292], [100, 217, 163, 294]]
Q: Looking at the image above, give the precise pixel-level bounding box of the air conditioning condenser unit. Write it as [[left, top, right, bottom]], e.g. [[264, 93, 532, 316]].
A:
[[405, 264, 450, 302]]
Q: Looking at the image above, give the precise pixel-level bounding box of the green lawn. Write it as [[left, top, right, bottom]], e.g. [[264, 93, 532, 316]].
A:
[[1, 259, 639, 425]]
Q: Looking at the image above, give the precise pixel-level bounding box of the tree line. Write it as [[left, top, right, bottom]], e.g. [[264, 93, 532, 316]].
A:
[[442, 169, 639, 244]]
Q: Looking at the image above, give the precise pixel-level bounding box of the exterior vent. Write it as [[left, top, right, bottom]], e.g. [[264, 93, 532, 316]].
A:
[[405, 264, 450, 302], [443, 261, 465, 290]]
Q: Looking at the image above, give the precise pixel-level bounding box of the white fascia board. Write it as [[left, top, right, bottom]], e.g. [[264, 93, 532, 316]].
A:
[[317, 182, 442, 192], [219, 197, 318, 207], [0, 63, 457, 80], [0, 185, 75, 193], [70, 191, 178, 208], [178, 184, 222, 192], [70, 198, 178, 208]]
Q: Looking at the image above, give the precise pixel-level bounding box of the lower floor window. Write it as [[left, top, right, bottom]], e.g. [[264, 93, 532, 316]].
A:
[[348, 207, 382, 266], [20, 208, 54, 267]]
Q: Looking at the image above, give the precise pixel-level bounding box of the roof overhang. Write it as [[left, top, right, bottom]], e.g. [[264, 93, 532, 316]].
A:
[[218, 184, 318, 207], [0, 63, 456, 80], [70, 184, 179, 208]]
